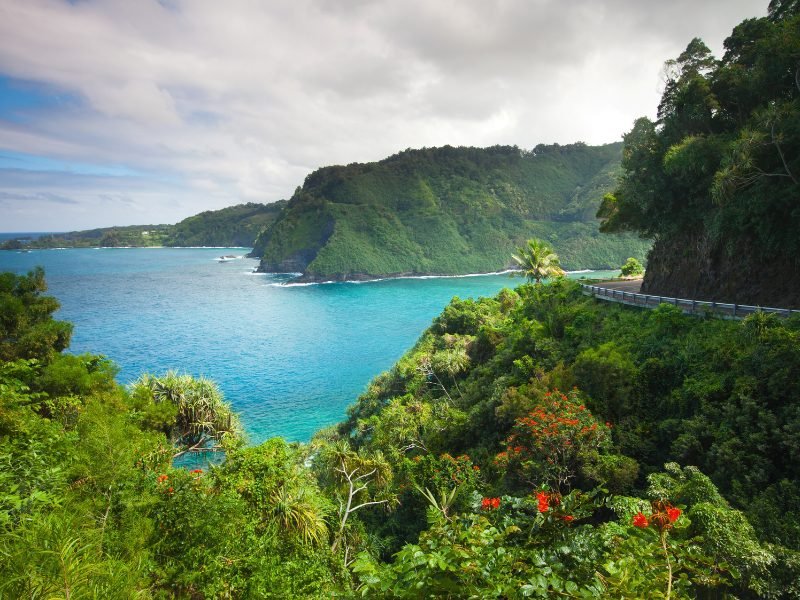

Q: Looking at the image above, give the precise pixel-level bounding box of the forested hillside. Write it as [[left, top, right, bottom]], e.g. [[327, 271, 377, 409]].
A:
[[598, 0, 800, 306], [253, 143, 649, 281], [165, 201, 287, 247], [1, 202, 286, 250]]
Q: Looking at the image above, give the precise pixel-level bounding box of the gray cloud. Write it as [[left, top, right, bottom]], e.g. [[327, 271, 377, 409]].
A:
[[0, 0, 767, 230], [0, 190, 79, 206]]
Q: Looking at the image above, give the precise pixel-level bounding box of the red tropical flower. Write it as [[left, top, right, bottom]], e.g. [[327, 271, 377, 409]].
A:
[[156, 474, 168, 484], [562, 514, 574, 522], [632, 512, 649, 528], [536, 491, 549, 513], [667, 507, 681, 523], [482, 497, 501, 510]]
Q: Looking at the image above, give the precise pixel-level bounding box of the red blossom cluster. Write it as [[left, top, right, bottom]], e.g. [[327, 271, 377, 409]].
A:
[[496, 389, 611, 490], [481, 497, 501, 510], [156, 474, 168, 484], [439, 453, 476, 485], [632, 502, 682, 531], [536, 490, 573, 522], [536, 491, 550, 513], [190, 468, 203, 475]]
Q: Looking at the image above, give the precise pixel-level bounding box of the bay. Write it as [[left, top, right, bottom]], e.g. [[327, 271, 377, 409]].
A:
[[0, 246, 615, 443]]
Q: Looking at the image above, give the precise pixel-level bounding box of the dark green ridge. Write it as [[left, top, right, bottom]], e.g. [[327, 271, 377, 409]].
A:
[[2, 201, 287, 250], [252, 142, 650, 281]]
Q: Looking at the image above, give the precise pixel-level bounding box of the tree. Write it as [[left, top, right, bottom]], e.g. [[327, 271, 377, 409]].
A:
[[129, 371, 243, 457], [0, 268, 72, 363], [314, 441, 395, 563], [496, 388, 611, 492], [511, 239, 565, 284], [620, 257, 644, 277]]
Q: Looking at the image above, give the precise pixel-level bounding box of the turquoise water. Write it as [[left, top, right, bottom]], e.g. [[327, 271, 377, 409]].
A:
[[0, 247, 614, 443]]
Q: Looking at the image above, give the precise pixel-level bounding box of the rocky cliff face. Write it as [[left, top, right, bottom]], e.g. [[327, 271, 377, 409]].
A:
[[642, 232, 800, 309]]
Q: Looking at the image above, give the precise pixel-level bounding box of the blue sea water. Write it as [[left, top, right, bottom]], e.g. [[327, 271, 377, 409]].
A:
[[0, 247, 615, 444]]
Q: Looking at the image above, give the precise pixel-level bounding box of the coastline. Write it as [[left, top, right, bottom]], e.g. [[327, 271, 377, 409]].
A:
[[4, 245, 253, 251], [262, 267, 604, 287]]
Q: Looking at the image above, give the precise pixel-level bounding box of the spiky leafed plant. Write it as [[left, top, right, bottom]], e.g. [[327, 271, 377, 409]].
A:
[[511, 238, 565, 284], [269, 485, 329, 547], [130, 371, 243, 456]]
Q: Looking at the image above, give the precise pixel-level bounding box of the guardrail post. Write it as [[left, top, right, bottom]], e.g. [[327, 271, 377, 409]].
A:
[[733, 304, 737, 318]]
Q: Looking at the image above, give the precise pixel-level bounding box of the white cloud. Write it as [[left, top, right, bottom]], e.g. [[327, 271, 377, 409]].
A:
[[0, 0, 767, 230]]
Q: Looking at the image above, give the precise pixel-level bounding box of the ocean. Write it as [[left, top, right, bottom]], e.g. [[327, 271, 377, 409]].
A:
[[0, 246, 615, 443]]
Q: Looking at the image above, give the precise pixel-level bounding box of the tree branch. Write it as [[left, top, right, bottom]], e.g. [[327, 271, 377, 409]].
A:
[[771, 120, 798, 184], [350, 499, 389, 513]]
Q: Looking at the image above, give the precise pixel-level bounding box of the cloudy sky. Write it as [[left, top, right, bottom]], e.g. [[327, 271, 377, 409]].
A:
[[0, 0, 766, 231]]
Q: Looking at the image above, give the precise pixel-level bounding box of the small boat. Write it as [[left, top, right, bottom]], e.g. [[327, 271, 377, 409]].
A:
[[217, 254, 241, 262]]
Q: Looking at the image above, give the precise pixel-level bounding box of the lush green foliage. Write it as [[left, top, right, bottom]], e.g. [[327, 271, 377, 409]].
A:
[[333, 278, 800, 596], [598, 2, 800, 306], [0, 267, 72, 362], [620, 256, 644, 277], [0, 270, 349, 598], [130, 371, 245, 457], [4, 250, 800, 597], [254, 143, 650, 280]]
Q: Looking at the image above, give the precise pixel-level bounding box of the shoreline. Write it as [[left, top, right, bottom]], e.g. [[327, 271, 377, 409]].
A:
[[5, 245, 253, 251], [261, 267, 606, 287]]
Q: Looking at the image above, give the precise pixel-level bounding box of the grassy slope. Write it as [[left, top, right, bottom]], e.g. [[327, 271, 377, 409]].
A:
[[254, 143, 650, 279]]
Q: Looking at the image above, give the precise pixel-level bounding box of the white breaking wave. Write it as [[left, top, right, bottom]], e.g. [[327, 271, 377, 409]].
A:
[[261, 268, 604, 287]]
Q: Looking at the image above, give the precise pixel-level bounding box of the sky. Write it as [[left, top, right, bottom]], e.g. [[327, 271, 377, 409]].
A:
[[0, 0, 767, 232]]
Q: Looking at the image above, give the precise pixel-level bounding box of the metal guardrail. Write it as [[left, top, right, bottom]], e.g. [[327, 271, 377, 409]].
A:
[[580, 284, 800, 319]]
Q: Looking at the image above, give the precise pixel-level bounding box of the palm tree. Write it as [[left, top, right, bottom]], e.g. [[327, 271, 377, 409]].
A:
[[511, 238, 565, 284]]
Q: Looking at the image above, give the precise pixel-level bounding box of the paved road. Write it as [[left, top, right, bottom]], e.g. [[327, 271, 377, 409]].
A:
[[582, 279, 799, 319], [594, 279, 643, 293]]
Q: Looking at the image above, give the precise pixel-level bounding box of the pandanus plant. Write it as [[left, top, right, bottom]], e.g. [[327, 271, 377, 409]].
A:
[[131, 371, 243, 457]]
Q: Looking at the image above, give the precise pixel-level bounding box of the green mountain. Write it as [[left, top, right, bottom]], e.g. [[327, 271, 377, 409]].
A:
[[2, 202, 286, 250], [252, 143, 650, 281], [165, 201, 287, 247]]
